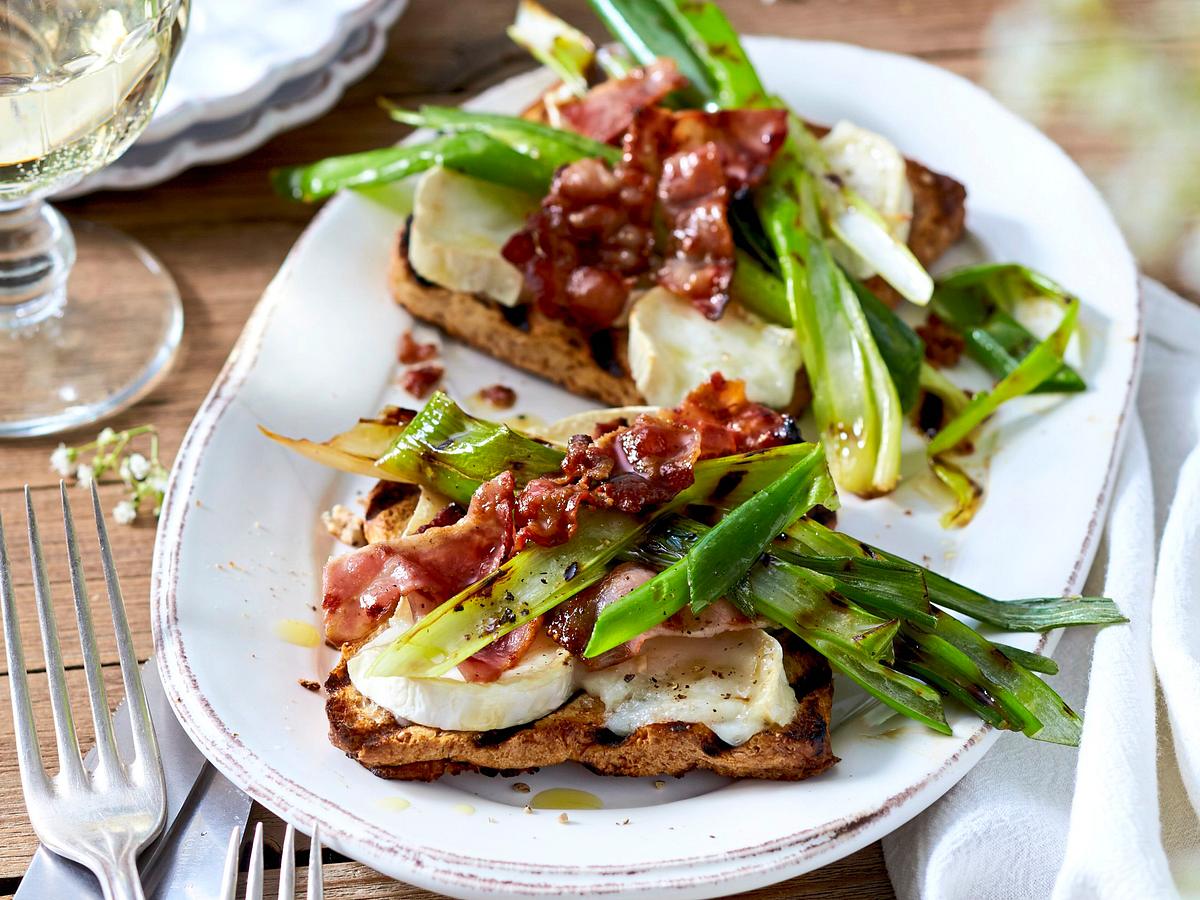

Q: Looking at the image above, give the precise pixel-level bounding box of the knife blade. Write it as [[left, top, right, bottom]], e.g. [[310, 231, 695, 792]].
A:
[[16, 657, 253, 899]]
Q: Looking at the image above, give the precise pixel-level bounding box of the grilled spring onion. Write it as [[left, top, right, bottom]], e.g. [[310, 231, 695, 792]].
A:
[[786, 518, 1126, 632], [625, 517, 900, 659], [367, 442, 829, 678], [376, 391, 565, 504], [259, 417, 409, 482], [932, 264, 1086, 394], [270, 132, 554, 202], [759, 157, 904, 497], [994, 642, 1059, 675], [617, 517, 950, 734], [384, 104, 620, 169], [928, 297, 1079, 457], [907, 612, 1082, 744], [506, 0, 596, 97], [585, 0, 715, 105], [583, 448, 837, 656], [780, 519, 1094, 743], [929, 457, 983, 529]]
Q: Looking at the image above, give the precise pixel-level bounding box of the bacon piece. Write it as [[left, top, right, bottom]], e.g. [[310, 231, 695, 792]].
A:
[[399, 363, 443, 398], [512, 376, 794, 548], [322, 473, 515, 646], [515, 478, 590, 548], [544, 562, 656, 666], [557, 59, 687, 143], [656, 110, 788, 319], [456, 617, 544, 682], [668, 108, 789, 190], [398, 331, 437, 364], [916, 313, 965, 368], [657, 141, 735, 319], [505, 106, 786, 326], [669, 373, 799, 453], [502, 151, 656, 330], [545, 562, 764, 669]]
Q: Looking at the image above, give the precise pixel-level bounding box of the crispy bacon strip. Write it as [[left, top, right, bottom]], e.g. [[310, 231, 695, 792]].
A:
[[657, 141, 735, 319], [513, 375, 795, 549], [544, 561, 765, 669], [504, 105, 787, 326], [658, 109, 788, 318], [456, 617, 544, 682], [322, 472, 529, 681], [557, 59, 687, 143]]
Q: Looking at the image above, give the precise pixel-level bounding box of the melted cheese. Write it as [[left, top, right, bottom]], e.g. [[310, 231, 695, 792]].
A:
[[578, 630, 799, 746], [407, 167, 535, 306], [627, 288, 802, 409], [348, 614, 576, 731]]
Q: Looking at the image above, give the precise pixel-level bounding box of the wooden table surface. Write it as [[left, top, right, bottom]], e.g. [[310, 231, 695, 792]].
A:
[[0, 1, 1178, 897]]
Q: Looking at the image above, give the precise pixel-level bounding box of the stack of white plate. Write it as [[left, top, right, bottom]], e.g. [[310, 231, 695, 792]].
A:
[[66, 0, 408, 196]]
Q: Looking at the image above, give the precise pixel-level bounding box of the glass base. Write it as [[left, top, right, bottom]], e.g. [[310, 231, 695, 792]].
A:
[[0, 219, 183, 438]]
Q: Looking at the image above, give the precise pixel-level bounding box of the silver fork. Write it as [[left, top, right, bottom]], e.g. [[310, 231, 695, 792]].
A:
[[220, 822, 324, 900], [0, 483, 166, 900]]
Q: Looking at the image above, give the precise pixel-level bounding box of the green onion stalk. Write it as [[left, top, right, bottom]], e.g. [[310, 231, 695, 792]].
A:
[[506, 0, 596, 97]]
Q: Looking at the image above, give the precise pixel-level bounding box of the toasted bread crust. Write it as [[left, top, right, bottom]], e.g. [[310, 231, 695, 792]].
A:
[[390, 155, 965, 406], [362, 481, 422, 544], [325, 642, 836, 781]]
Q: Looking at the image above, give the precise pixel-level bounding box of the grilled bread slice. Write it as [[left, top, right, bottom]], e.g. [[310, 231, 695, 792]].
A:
[[390, 154, 966, 408], [324, 481, 838, 782]]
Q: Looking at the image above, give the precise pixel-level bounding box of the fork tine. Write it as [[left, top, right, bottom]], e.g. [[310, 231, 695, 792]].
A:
[[0, 506, 48, 794], [61, 483, 121, 778], [27, 486, 84, 784], [246, 822, 265, 900], [219, 825, 242, 900], [278, 823, 295, 900], [306, 824, 323, 900], [90, 480, 160, 769]]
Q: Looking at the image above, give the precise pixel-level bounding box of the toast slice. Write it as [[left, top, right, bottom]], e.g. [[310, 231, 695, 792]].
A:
[[391, 153, 966, 408], [325, 644, 834, 781], [324, 480, 838, 781]]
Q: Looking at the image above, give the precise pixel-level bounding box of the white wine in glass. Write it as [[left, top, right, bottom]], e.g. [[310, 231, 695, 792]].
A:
[[0, 0, 188, 437]]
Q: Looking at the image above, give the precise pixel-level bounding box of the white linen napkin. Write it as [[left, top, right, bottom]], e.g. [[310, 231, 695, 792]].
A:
[[883, 278, 1200, 900]]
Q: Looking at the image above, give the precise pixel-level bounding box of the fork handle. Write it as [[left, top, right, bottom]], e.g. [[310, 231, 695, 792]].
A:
[[95, 853, 145, 900]]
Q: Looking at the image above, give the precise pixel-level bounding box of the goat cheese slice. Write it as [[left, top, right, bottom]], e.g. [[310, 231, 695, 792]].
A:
[[579, 629, 799, 746], [407, 167, 535, 307], [627, 287, 802, 409], [348, 613, 576, 732]]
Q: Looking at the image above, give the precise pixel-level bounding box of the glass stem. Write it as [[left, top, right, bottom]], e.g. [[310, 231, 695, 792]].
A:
[[0, 200, 75, 330]]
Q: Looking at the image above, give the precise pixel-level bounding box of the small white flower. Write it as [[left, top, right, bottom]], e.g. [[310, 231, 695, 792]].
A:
[[75, 463, 94, 487], [127, 452, 151, 481], [147, 469, 168, 495], [50, 444, 76, 478], [112, 500, 137, 525], [97, 427, 117, 447]]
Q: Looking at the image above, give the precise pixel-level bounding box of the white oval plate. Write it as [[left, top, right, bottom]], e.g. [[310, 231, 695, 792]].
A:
[[152, 39, 1141, 899]]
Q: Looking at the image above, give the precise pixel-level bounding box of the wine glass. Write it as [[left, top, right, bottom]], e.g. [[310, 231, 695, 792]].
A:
[[0, 0, 189, 437]]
